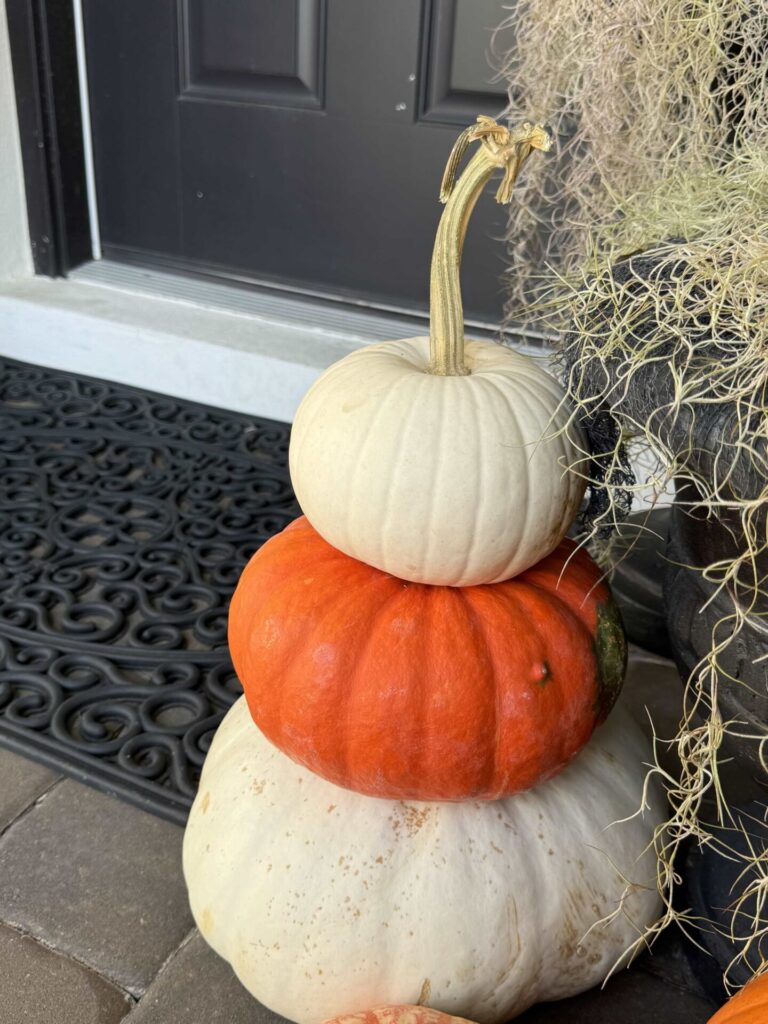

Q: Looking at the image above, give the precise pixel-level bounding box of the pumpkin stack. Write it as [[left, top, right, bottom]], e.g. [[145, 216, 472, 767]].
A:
[[183, 118, 664, 1024]]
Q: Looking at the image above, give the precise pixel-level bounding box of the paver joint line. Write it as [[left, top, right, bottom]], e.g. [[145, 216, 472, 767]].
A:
[[0, 917, 138, 1004], [0, 777, 194, 997], [0, 776, 64, 841]]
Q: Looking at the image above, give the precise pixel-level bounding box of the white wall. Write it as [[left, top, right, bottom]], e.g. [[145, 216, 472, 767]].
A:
[[0, 0, 33, 280]]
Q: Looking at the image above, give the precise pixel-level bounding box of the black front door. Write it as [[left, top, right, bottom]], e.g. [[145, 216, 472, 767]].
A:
[[83, 1, 513, 321]]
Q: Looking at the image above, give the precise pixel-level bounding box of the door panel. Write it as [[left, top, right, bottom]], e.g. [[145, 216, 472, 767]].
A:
[[180, 0, 325, 109], [421, 0, 509, 124], [84, 0, 515, 321]]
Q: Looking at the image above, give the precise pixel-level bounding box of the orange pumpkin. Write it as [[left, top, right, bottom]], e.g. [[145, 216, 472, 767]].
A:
[[229, 517, 625, 800], [323, 1009, 475, 1024], [708, 974, 768, 1023]]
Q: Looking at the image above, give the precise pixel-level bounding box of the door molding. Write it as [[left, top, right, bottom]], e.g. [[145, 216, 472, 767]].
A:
[[177, 0, 327, 111], [418, 0, 506, 125]]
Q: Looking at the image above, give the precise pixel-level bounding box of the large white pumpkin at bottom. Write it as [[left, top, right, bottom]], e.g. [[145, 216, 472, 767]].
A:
[[183, 697, 663, 1024]]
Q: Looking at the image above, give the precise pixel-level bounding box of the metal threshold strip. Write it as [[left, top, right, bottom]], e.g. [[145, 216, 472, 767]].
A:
[[68, 260, 550, 348]]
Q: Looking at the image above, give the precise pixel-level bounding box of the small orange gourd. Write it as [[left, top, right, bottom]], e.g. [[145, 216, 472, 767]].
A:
[[708, 974, 768, 1024], [323, 1009, 475, 1024]]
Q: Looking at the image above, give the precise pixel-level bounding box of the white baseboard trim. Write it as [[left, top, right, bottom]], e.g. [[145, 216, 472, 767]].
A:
[[0, 265, 547, 422]]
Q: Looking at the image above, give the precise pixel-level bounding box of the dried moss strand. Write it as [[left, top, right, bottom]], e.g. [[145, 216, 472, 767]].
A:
[[557, 219, 768, 991], [491, 4, 768, 988], [495, 0, 768, 316]]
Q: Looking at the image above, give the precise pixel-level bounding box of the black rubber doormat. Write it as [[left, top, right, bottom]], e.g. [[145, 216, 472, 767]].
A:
[[0, 357, 299, 824]]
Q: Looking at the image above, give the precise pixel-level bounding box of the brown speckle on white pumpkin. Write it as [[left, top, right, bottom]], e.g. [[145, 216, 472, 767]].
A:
[[417, 978, 432, 1005], [201, 791, 211, 814], [183, 696, 664, 1022]]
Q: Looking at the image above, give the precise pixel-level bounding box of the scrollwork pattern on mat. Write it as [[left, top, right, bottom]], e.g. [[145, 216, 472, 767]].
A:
[[0, 359, 298, 820]]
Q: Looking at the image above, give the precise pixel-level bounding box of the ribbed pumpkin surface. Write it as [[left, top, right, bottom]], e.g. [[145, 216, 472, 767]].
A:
[[229, 517, 625, 800], [709, 975, 768, 1023], [289, 337, 585, 586], [183, 694, 662, 1023]]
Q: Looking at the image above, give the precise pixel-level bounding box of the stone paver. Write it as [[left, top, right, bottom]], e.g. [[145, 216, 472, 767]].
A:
[[126, 930, 287, 1024], [0, 922, 132, 1024], [516, 970, 717, 1023], [0, 778, 194, 998], [0, 748, 60, 832]]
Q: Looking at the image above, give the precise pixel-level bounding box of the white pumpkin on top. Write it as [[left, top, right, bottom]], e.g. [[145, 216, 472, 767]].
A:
[[289, 119, 585, 586]]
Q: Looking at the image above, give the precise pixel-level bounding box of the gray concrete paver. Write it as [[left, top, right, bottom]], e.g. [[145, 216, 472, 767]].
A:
[[125, 930, 288, 1024], [0, 748, 60, 833], [0, 922, 133, 1024], [0, 779, 193, 998]]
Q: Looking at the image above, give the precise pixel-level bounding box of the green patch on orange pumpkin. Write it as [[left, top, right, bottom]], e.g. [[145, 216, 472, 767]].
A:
[[593, 599, 626, 720]]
